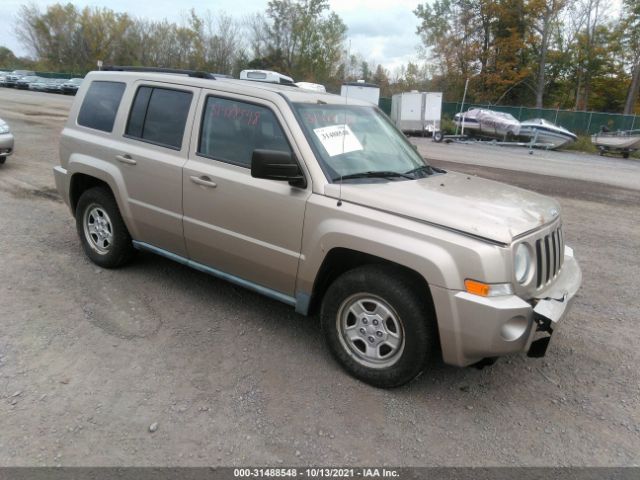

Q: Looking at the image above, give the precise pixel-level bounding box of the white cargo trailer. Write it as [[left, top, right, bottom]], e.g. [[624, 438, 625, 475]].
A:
[[340, 81, 380, 105], [391, 91, 443, 136]]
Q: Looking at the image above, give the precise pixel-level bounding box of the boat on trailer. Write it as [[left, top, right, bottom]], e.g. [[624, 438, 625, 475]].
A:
[[453, 108, 521, 138], [453, 109, 576, 149], [591, 129, 640, 158], [519, 118, 577, 149]]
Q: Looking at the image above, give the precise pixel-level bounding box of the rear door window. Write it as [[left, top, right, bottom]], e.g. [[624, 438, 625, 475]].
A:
[[198, 96, 291, 168], [77, 81, 126, 132], [125, 86, 193, 150]]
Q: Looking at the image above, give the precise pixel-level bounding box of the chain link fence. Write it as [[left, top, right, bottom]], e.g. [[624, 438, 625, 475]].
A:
[[441, 102, 639, 135], [378, 97, 639, 135], [34, 71, 84, 79]]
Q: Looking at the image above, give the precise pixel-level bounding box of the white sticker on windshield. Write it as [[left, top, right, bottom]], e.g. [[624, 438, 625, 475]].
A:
[[313, 124, 363, 157]]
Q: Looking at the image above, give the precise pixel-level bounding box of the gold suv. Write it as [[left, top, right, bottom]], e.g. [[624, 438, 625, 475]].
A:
[[54, 67, 582, 387]]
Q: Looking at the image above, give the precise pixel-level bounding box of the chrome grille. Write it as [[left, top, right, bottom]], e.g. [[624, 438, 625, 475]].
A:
[[535, 224, 564, 288]]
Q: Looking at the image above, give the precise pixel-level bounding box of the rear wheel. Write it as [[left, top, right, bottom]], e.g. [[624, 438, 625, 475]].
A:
[[433, 131, 444, 143], [320, 265, 437, 388], [75, 186, 135, 268], [0, 157, 5, 165]]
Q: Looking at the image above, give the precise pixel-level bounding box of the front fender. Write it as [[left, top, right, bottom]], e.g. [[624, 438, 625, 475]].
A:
[[296, 194, 512, 365], [297, 195, 509, 297]]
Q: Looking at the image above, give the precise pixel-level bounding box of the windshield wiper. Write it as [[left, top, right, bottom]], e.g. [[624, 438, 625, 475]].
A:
[[333, 170, 414, 182], [404, 165, 434, 177]]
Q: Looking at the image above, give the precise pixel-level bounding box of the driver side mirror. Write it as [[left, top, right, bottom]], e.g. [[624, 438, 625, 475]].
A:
[[251, 149, 306, 188]]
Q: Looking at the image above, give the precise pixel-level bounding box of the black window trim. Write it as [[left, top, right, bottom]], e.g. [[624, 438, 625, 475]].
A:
[[123, 84, 194, 152], [195, 94, 301, 174], [76, 80, 126, 133]]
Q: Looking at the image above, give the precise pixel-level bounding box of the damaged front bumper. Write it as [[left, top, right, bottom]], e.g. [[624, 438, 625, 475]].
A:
[[433, 245, 582, 367], [526, 247, 582, 358]]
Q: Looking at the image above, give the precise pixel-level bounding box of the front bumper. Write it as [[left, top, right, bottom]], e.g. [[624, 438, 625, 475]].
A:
[[432, 246, 582, 367]]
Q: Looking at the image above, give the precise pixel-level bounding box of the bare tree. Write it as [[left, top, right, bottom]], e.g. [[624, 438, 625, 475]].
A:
[[529, 0, 567, 108]]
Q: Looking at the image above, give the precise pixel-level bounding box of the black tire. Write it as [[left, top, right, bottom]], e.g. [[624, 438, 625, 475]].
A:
[[0, 157, 5, 165], [433, 131, 444, 143], [320, 264, 437, 388], [75, 186, 135, 268], [623, 151, 630, 159]]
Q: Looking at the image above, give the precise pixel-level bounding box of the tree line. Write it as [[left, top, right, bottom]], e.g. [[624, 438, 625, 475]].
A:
[[415, 0, 640, 114], [2, 0, 639, 114]]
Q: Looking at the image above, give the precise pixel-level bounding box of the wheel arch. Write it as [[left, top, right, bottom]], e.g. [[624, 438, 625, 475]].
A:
[[67, 155, 137, 238], [306, 247, 435, 317], [69, 173, 110, 214]]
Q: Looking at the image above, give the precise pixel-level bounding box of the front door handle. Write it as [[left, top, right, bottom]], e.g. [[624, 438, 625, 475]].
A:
[[190, 175, 217, 188], [116, 153, 137, 165]]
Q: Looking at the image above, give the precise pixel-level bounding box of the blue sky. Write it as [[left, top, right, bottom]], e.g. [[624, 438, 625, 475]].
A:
[[0, 0, 423, 72]]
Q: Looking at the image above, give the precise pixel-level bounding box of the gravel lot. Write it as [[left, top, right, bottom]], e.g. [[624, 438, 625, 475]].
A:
[[0, 88, 639, 467]]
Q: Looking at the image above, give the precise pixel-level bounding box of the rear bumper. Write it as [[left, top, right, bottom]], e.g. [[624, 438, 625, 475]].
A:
[[432, 246, 582, 367], [53, 165, 72, 210]]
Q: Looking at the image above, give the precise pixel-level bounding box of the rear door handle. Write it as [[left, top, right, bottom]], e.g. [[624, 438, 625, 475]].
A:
[[190, 175, 217, 188], [116, 153, 137, 165]]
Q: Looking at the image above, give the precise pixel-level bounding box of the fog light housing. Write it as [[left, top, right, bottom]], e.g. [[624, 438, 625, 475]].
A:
[[500, 315, 528, 341]]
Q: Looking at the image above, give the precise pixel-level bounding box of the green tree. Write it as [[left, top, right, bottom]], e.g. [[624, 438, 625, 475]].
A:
[[0, 47, 19, 68], [248, 0, 346, 83], [620, 0, 640, 114], [372, 64, 391, 96]]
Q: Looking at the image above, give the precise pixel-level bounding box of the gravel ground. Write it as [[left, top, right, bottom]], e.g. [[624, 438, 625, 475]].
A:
[[0, 88, 638, 467]]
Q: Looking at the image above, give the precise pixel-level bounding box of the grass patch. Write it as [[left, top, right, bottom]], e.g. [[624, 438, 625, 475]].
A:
[[562, 135, 598, 154], [440, 116, 457, 135], [561, 134, 640, 159]]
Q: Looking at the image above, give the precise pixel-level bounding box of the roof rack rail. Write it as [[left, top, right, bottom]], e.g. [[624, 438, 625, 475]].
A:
[[101, 65, 217, 80]]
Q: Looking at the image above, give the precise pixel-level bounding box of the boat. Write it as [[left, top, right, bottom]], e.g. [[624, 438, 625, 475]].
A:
[[519, 118, 577, 149], [453, 108, 521, 138], [591, 129, 640, 158], [295, 82, 326, 92]]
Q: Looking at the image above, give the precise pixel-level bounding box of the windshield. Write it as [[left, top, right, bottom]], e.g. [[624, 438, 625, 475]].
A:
[[293, 103, 428, 182]]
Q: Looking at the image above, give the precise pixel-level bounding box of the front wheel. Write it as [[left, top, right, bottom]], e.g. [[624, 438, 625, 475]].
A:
[[75, 186, 135, 268], [321, 265, 437, 388], [433, 131, 444, 143]]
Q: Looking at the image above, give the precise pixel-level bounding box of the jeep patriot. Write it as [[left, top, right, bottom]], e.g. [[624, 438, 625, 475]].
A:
[[53, 68, 582, 387]]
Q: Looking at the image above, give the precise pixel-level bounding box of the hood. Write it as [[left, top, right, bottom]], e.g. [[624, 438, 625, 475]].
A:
[[324, 171, 560, 244]]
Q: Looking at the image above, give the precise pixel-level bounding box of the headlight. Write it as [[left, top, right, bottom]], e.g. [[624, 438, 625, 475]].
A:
[[0, 124, 9, 134], [514, 243, 532, 284]]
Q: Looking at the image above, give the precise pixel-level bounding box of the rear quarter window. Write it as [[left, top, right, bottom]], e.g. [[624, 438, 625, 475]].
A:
[[77, 81, 126, 132], [125, 86, 193, 150]]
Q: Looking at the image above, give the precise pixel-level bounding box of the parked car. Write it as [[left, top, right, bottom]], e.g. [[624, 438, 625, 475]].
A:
[[29, 78, 49, 92], [61, 78, 83, 95], [16, 75, 40, 89], [4, 70, 36, 87], [45, 78, 67, 93], [53, 68, 582, 388], [0, 118, 14, 164], [0, 71, 9, 86]]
